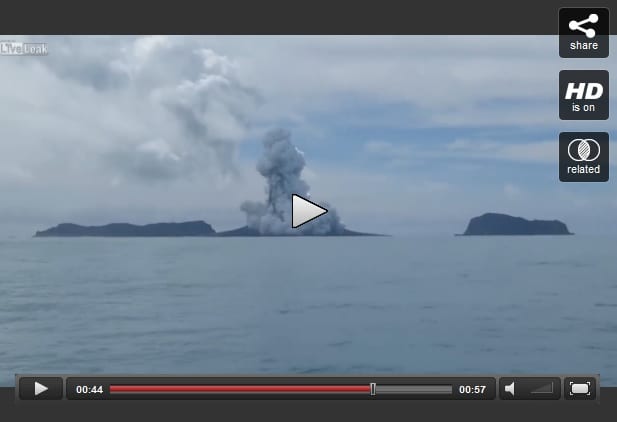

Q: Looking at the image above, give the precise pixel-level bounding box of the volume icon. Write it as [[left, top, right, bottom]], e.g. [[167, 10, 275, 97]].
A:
[[504, 382, 515, 397]]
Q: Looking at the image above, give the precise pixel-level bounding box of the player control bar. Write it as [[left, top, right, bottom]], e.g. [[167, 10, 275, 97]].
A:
[[15, 375, 599, 401]]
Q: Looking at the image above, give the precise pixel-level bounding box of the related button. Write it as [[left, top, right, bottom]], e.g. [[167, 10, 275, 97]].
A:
[[499, 377, 561, 400], [559, 8, 609, 58], [18, 377, 64, 400], [565, 377, 597, 400], [560, 132, 609, 182], [291, 194, 328, 228], [559, 70, 609, 120]]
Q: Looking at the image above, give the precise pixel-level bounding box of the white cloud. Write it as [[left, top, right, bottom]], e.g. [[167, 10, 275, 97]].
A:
[[206, 35, 616, 129], [364, 140, 411, 157], [503, 183, 523, 200], [364, 138, 557, 165], [446, 139, 556, 164], [0, 37, 260, 184]]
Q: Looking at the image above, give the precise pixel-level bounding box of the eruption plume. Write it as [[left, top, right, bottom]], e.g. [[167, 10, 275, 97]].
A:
[[240, 129, 345, 235]]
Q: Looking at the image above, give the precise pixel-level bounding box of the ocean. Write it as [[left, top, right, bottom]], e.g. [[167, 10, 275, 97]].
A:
[[1, 236, 616, 386]]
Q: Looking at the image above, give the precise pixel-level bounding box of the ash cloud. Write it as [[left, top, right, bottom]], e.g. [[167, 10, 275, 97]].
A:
[[241, 129, 345, 235], [36, 36, 260, 182], [152, 48, 261, 176]]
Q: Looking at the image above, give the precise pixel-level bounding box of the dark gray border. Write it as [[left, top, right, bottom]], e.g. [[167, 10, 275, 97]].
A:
[[2, 387, 615, 422], [0, 0, 614, 35], [1, 2, 615, 420]]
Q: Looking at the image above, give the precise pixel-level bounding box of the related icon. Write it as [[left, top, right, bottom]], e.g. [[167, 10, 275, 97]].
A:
[[559, 132, 609, 183], [568, 13, 599, 39], [291, 194, 328, 228], [567, 138, 601, 162]]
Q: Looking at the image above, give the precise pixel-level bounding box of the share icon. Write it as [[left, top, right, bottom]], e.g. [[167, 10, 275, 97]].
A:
[[569, 13, 599, 39]]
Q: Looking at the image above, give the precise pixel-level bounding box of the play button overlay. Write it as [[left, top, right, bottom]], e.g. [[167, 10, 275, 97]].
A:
[[292, 194, 328, 228], [18, 377, 63, 400]]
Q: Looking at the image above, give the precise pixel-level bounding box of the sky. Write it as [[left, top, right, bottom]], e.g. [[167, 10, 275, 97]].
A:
[[0, 35, 616, 237]]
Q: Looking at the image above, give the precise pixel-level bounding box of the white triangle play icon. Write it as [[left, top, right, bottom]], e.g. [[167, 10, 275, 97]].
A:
[[34, 381, 48, 396], [292, 194, 328, 228]]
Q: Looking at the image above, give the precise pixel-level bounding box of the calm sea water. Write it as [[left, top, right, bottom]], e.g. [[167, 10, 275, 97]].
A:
[[1, 236, 616, 386]]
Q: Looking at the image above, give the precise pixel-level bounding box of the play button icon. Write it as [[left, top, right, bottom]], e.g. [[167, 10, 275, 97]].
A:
[[292, 194, 328, 228], [35, 381, 48, 396], [18, 377, 63, 400]]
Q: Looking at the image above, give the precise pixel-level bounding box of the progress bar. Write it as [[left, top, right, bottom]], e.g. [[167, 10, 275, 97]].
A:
[[60, 376, 497, 400], [110, 385, 371, 393]]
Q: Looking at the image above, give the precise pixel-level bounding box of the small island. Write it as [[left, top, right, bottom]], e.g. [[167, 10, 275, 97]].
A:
[[458, 213, 573, 236], [34, 221, 216, 237]]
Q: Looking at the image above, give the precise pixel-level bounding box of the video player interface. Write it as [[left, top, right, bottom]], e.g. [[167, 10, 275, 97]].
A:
[[1, 6, 615, 411]]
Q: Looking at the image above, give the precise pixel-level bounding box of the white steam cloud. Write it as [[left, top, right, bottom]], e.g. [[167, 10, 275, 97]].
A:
[[33, 36, 259, 182], [241, 129, 346, 235]]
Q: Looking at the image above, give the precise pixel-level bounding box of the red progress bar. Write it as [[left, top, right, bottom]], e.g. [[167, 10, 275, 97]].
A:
[[110, 385, 370, 393]]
